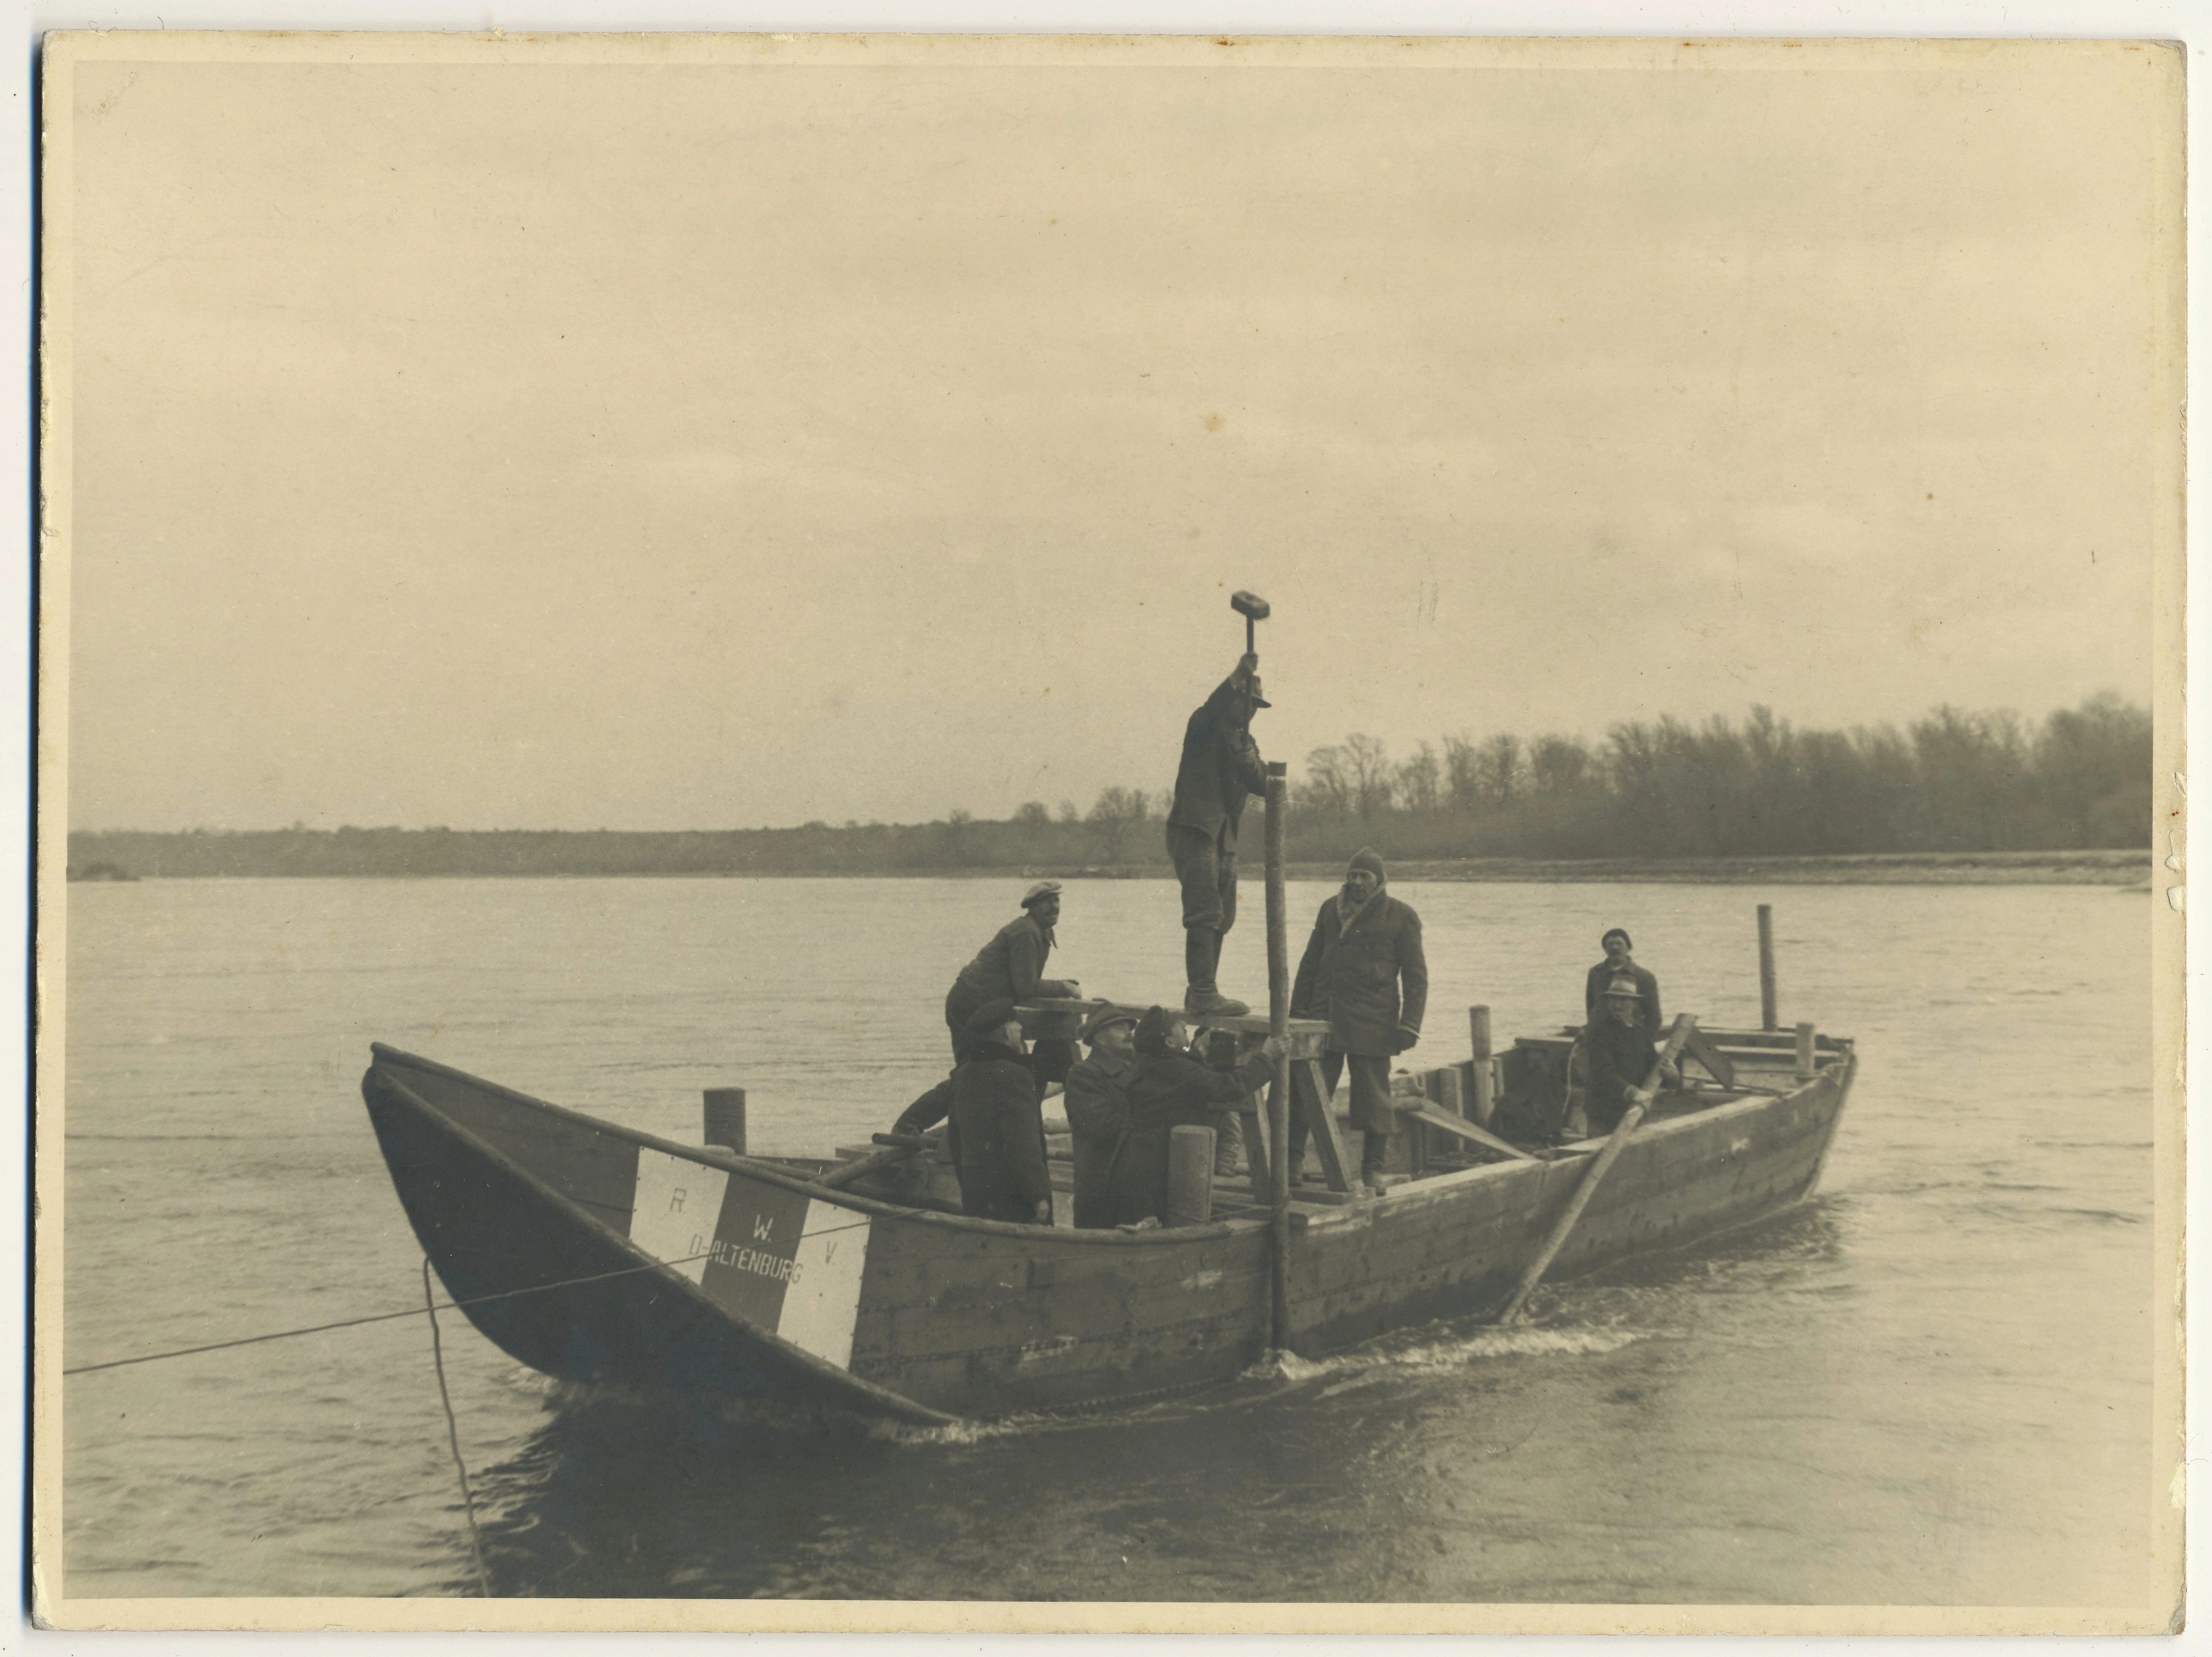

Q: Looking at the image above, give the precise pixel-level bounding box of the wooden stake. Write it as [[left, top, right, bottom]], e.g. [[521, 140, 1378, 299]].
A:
[[1757, 904, 1778, 1032], [703, 1087, 747, 1154], [1468, 1006, 1495, 1127], [1264, 762, 1292, 1353], [1496, 1014, 1698, 1324], [1167, 1125, 1216, 1225], [1795, 1022, 1818, 1081]]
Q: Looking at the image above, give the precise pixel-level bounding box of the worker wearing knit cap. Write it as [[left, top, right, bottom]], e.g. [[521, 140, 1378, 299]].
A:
[[1289, 846, 1428, 1194], [1584, 925, 1662, 1036]]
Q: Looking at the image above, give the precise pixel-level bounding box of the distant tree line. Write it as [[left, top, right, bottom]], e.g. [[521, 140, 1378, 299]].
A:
[[67, 693, 2149, 879]]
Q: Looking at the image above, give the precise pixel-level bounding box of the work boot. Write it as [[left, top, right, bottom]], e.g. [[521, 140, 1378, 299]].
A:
[[1183, 929, 1250, 1019], [1360, 1132, 1389, 1196], [1212, 1111, 1245, 1178]]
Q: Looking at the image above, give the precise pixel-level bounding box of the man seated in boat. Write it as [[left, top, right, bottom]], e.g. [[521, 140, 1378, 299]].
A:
[[1105, 1008, 1281, 1226], [1289, 847, 1428, 1194], [1584, 927, 1661, 1035], [949, 998, 1057, 1226], [944, 881, 1082, 1075], [1063, 1005, 1137, 1229], [1165, 652, 1270, 1019], [1584, 975, 1681, 1136]]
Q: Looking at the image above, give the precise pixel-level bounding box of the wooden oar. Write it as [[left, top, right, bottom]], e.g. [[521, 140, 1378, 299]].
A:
[[1494, 1014, 1698, 1324]]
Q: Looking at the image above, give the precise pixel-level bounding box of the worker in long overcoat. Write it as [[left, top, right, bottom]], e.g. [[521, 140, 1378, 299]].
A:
[[1104, 1007, 1279, 1226], [1165, 654, 1270, 1017], [949, 999, 1055, 1226], [1062, 1005, 1137, 1229], [1289, 847, 1429, 1193]]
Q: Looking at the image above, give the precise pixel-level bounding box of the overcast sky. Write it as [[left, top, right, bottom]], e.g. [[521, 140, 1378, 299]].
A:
[[56, 36, 2176, 832]]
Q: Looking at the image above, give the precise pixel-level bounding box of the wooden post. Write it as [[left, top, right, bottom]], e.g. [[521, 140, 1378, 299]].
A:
[[1795, 1022, 1818, 1081], [1419, 1067, 1463, 1172], [1167, 1125, 1216, 1225], [703, 1087, 747, 1154], [1468, 1005, 1495, 1127], [1757, 904, 1778, 1032], [1264, 762, 1292, 1353]]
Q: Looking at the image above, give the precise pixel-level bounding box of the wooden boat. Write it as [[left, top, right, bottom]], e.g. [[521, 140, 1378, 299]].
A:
[[360, 1013, 1855, 1425]]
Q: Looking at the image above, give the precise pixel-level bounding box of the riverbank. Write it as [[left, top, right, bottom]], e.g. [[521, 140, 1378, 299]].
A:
[[1270, 849, 2154, 887], [67, 848, 2152, 885]]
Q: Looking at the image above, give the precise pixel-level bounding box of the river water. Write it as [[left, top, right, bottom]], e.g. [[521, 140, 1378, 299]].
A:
[[57, 875, 2158, 1606]]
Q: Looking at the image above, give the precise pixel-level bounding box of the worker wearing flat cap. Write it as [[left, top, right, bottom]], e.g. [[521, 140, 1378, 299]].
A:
[[948, 998, 1056, 1225], [1584, 927, 1662, 1036], [1062, 1005, 1138, 1228], [1583, 974, 1680, 1136], [1166, 653, 1270, 1018], [1105, 1007, 1284, 1227], [943, 880, 1081, 1069], [1290, 847, 1428, 1194]]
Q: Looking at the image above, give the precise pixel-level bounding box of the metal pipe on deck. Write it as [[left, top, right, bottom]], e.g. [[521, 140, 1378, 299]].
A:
[[1757, 904, 1778, 1031], [1167, 1125, 1216, 1226], [703, 1087, 747, 1154], [1264, 761, 1291, 1353]]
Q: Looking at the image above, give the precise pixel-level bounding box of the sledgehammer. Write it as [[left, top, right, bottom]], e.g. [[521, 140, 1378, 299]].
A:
[[1230, 590, 1270, 655]]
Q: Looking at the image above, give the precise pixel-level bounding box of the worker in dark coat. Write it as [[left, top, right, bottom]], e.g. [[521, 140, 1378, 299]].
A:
[[1062, 1005, 1137, 1229], [1583, 927, 1661, 1035], [1105, 1007, 1279, 1226], [1583, 975, 1680, 1135], [1165, 653, 1269, 1018], [1289, 847, 1428, 1193], [944, 881, 1081, 1066], [949, 998, 1055, 1225]]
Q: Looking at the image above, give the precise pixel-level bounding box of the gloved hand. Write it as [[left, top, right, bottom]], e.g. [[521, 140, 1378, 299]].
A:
[[1395, 1025, 1420, 1053]]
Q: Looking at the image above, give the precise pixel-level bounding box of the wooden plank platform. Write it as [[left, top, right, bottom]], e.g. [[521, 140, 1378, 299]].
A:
[[1017, 998, 1336, 1059]]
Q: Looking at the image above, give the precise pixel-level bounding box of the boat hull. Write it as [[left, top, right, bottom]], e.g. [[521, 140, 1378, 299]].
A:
[[362, 1041, 1853, 1421]]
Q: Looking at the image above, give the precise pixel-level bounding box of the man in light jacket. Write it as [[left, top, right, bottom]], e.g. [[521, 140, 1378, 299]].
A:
[[1289, 847, 1428, 1194]]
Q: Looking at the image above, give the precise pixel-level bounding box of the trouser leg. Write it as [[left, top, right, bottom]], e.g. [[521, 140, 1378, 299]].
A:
[[1184, 927, 1214, 999], [1360, 1130, 1390, 1184], [1212, 1109, 1243, 1176]]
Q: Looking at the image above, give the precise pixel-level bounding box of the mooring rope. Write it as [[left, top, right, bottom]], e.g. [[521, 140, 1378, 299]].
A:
[[424, 1256, 494, 1598], [62, 1212, 882, 1377]]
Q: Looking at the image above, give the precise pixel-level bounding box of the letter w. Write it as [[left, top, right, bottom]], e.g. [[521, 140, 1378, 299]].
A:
[[752, 1214, 775, 1241]]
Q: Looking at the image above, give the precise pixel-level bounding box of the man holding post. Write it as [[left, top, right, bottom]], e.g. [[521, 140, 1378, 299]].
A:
[[1062, 1005, 1137, 1229]]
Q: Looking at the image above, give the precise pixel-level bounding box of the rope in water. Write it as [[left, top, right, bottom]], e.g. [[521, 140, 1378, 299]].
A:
[[424, 1257, 494, 1598], [60, 1213, 880, 1377]]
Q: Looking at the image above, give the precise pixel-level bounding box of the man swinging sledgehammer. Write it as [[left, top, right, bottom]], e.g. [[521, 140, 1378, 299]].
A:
[[1165, 598, 1271, 1018]]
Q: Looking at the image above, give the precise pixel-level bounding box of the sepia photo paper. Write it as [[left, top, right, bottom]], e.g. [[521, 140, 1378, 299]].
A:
[[31, 28, 2186, 1635]]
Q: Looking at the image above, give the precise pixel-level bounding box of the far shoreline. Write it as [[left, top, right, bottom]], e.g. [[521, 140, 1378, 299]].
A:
[[66, 848, 2153, 887]]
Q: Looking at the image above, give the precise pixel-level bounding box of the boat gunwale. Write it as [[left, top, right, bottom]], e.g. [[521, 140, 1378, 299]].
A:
[[367, 1042, 1261, 1247], [368, 1041, 1849, 1250]]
